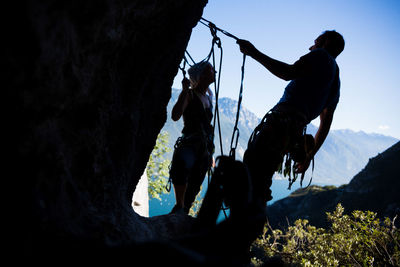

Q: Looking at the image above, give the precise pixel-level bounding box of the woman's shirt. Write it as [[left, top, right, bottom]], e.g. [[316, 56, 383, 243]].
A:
[[182, 91, 213, 138]]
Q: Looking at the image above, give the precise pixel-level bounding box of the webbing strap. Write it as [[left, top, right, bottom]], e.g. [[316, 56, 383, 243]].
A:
[[200, 17, 239, 41]]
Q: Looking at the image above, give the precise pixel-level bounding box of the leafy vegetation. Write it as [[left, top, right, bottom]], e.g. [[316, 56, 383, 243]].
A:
[[146, 131, 171, 200], [146, 131, 206, 215], [188, 186, 204, 217], [252, 204, 400, 266]]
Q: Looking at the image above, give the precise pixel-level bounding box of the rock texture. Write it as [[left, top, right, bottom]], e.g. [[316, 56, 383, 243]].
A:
[[11, 0, 209, 262]]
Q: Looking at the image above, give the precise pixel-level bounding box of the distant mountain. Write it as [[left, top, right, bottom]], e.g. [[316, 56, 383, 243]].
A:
[[162, 89, 398, 185], [150, 89, 398, 216], [150, 90, 397, 216], [266, 141, 400, 228], [305, 125, 398, 185], [161, 89, 260, 160]]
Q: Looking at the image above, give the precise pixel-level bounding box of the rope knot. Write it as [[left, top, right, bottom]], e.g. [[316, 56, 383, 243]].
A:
[[208, 22, 218, 36], [213, 36, 222, 48]]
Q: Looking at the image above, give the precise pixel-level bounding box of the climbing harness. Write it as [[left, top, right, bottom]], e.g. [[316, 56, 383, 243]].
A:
[[277, 131, 315, 190]]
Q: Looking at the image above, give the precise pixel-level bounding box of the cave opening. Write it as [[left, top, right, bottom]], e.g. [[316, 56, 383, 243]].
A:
[[11, 1, 272, 265]]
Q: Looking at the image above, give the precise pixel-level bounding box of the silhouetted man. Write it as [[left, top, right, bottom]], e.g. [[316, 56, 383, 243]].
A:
[[237, 30, 345, 206]]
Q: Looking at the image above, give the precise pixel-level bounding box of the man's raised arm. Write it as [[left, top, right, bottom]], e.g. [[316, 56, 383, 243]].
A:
[[237, 39, 301, 81]]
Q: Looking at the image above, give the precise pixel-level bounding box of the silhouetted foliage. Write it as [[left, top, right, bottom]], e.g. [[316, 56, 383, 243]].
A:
[[252, 204, 400, 266], [146, 132, 171, 200]]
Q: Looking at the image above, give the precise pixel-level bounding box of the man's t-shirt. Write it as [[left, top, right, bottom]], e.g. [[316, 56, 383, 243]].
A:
[[277, 48, 340, 123]]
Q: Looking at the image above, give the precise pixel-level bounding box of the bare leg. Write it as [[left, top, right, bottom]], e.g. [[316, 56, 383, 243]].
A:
[[169, 144, 195, 213], [173, 183, 187, 208]]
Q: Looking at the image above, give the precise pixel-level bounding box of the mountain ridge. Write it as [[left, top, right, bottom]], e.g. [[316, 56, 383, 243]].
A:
[[149, 90, 397, 216], [163, 89, 398, 185], [266, 141, 400, 228]]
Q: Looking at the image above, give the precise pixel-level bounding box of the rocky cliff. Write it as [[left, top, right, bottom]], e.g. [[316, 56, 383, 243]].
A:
[[12, 0, 214, 264], [266, 141, 400, 229]]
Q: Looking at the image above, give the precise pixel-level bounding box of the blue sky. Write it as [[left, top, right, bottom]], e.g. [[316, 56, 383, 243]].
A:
[[172, 0, 400, 139]]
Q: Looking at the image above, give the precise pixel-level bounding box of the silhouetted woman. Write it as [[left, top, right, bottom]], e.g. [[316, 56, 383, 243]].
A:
[[169, 61, 215, 214]]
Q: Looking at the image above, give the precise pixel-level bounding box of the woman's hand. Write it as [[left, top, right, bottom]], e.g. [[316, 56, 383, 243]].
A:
[[182, 77, 191, 92], [172, 78, 191, 121]]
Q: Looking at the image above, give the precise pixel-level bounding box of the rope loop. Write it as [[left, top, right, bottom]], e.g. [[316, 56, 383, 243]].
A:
[[179, 58, 187, 77], [213, 36, 222, 48], [229, 54, 246, 159], [200, 17, 239, 41]]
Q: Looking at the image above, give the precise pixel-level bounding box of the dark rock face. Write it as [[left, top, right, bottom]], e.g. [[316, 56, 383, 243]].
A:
[[266, 141, 400, 229], [12, 0, 208, 257]]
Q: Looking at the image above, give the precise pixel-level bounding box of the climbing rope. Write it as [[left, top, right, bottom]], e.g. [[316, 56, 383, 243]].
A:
[[208, 23, 225, 157], [167, 20, 226, 194], [229, 53, 246, 159], [179, 20, 226, 156], [185, 51, 196, 65], [198, 18, 247, 219], [198, 18, 246, 160], [174, 18, 247, 219], [181, 17, 245, 159], [178, 57, 187, 77], [172, 18, 317, 220]]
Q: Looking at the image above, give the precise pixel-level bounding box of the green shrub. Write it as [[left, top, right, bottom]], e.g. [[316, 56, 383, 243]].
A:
[[252, 204, 400, 266], [145, 131, 206, 216], [146, 131, 171, 200]]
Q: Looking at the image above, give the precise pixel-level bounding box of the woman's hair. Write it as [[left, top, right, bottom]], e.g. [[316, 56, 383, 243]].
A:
[[188, 61, 212, 88], [320, 30, 345, 58]]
